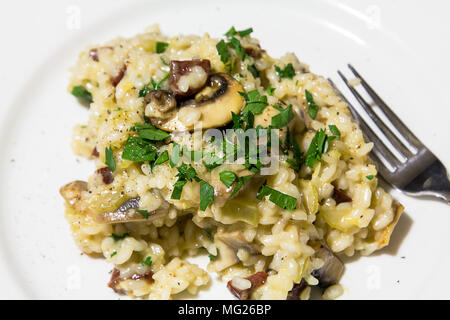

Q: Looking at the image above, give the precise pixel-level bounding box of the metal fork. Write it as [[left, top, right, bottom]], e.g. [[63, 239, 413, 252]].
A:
[[329, 64, 450, 204]]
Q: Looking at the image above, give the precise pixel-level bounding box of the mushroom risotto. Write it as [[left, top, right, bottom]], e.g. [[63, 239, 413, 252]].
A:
[[60, 25, 403, 300]]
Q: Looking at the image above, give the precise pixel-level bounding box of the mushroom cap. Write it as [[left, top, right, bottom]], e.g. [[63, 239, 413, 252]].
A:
[[151, 73, 245, 132]]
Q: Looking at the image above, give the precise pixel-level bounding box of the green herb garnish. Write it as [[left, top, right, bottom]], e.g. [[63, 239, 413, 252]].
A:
[[170, 143, 181, 168], [271, 104, 293, 128], [137, 209, 149, 219], [266, 84, 275, 96], [275, 63, 296, 79], [132, 123, 170, 141], [257, 182, 297, 211], [219, 171, 238, 187], [305, 89, 319, 120], [153, 150, 169, 166], [105, 145, 116, 171], [122, 136, 157, 162], [111, 233, 129, 241], [225, 26, 253, 37], [328, 125, 341, 140], [156, 42, 169, 53], [240, 90, 268, 115], [171, 179, 187, 200], [247, 65, 260, 78], [71, 85, 93, 103], [229, 174, 254, 198], [141, 256, 152, 267], [304, 129, 332, 168], [366, 175, 375, 180], [110, 251, 117, 258], [139, 74, 170, 97], [200, 180, 214, 211]]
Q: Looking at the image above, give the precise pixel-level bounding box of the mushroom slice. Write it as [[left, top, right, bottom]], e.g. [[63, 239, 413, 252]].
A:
[[169, 59, 211, 97], [210, 239, 239, 272], [310, 243, 344, 288], [59, 180, 89, 214], [227, 271, 268, 300], [216, 231, 261, 254], [94, 197, 170, 224], [254, 105, 294, 142], [144, 90, 177, 121], [149, 73, 245, 132]]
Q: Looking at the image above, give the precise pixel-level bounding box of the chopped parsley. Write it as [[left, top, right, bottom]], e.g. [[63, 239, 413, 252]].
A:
[[305, 89, 319, 120], [285, 129, 303, 171], [122, 136, 157, 162], [156, 41, 169, 53], [171, 163, 200, 200], [271, 104, 294, 128], [229, 174, 254, 198], [153, 150, 169, 166], [304, 129, 330, 168], [275, 63, 296, 79], [105, 145, 116, 172], [266, 84, 275, 96], [216, 39, 232, 68], [200, 180, 214, 211], [219, 171, 238, 187], [111, 233, 130, 241], [131, 123, 170, 141], [247, 64, 260, 78], [139, 73, 170, 97], [240, 90, 268, 115], [141, 256, 152, 267], [171, 179, 187, 200], [203, 151, 223, 171], [257, 182, 297, 211], [225, 26, 253, 37], [366, 175, 375, 180], [170, 143, 181, 168], [328, 125, 341, 140], [71, 85, 93, 103], [110, 251, 117, 258], [208, 253, 217, 261], [137, 209, 149, 219]]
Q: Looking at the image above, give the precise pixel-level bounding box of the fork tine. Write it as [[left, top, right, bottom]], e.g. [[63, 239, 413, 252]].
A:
[[338, 70, 412, 160], [347, 64, 422, 149], [329, 78, 400, 171]]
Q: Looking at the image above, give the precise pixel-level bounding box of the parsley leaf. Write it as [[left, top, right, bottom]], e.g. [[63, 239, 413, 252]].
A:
[[139, 74, 170, 97], [225, 26, 253, 37], [153, 150, 169, 166], [271, 105, 293, 128], [134, 124, 170, 141], [156, 42, 169, 53], [219, 171, 237, 187], [240, 90, 268, 115], [328, 125, 341, 140], [216, 39, 231, 66], [141, 256, 152, 267], [71, 85, 93, 103], [111, 233, 129, 241], [170, 143, 181, 168], [200, 180, 214, 211], [285, 130, 303, 170], [275, 63, 296, 79], [305, 89, 319, 119], [105, 145, 116, 171], [229, 174, 254, 198], [110, 251, 117, 257], [247, 65, 260, 78], [257, 182, 297, 211], [266, 84, 275, 96], [366, 175, 375, 180], [171, 179, 187, 200], [208, 253, 217, 261], [176, 163, 199, 182], [137, 209, 149, 219], [122, 136, 157, 162], [304, 129, 334, 168]]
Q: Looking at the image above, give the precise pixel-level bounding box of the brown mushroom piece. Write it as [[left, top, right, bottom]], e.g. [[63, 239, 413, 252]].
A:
[[169, 59, 211, 97], [147, 73, 245, 132], [311, 244, 345, 288], [94, 197, 170, 224], [59, 180, 89, 214], [144, 90, 177, 121], [216, 231, 261, 254]]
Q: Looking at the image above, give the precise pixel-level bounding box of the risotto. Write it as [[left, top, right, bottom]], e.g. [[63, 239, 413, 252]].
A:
[[60, 25, 403, 300]]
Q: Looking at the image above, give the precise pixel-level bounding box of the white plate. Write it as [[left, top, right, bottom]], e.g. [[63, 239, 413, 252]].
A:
[[0, 0, 449, 299]]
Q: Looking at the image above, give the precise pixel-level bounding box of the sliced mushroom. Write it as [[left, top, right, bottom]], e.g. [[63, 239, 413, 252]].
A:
[[59, 180, 89, 214], [148, 73, 245, 132], [286, 279, 308, 300], [94, 197, 170, 224], [95, 167, 114, 185], [169, 59, 211, 97], [108, 268, 154, 295], [227, 271, 268, 300], [211, 239, 239, 272], [216, 231, 261, 254], [376, 201, 404, 250], [310, 243, 344, 288], [111, 64, 127, 87], [332, 188, 352, 204], [144, 90, 177, 121]]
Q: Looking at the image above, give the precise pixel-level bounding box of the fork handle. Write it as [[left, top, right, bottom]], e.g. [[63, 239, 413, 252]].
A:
[[404, 160, 450, 204]]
